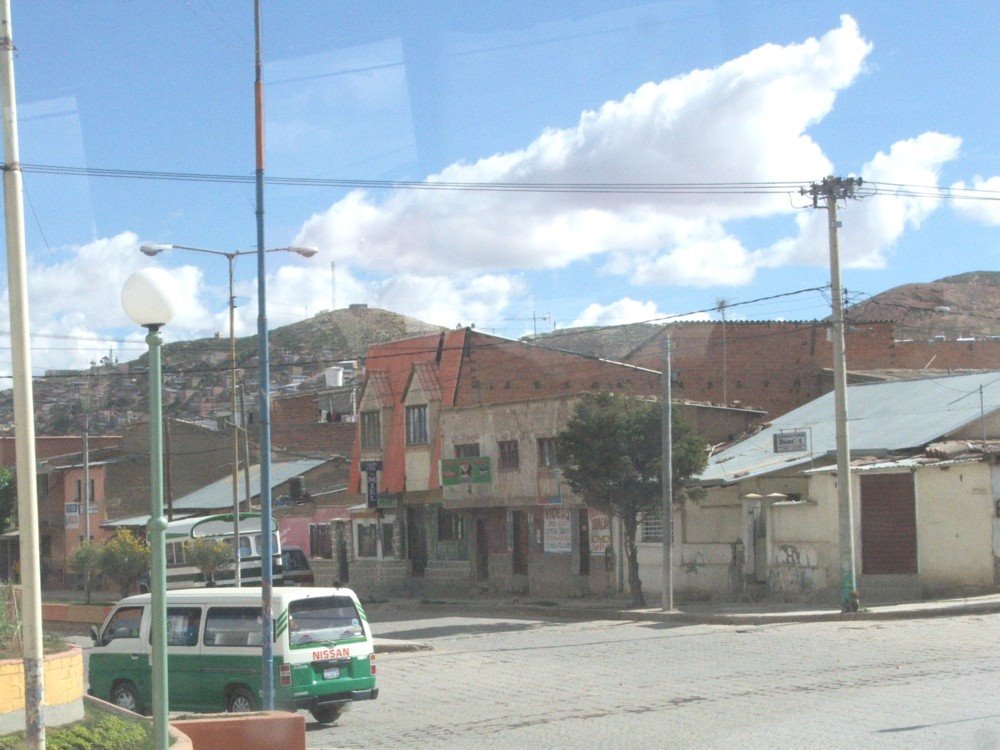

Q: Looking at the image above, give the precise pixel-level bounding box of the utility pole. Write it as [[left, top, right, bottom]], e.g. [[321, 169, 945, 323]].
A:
[[804, 175, 862, 612], [716, 299, 728, 405], [661, 329, 674, 611], [83, 412, 90, 542], [1, 3, 46, 745]]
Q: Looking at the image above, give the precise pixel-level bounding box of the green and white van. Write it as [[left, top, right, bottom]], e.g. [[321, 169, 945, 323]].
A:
[[88, 586, 378, 724]]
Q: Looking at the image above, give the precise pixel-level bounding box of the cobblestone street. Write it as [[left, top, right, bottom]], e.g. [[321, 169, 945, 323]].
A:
[[309, 611, 1000, 749]]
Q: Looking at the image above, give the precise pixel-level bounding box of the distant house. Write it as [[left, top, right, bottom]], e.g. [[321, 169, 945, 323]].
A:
[[655, 371, 1000, 602]]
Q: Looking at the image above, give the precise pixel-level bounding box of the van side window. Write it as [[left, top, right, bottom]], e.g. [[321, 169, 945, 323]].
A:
[[154, 607, 202, 647], [101, 606, 143, 645], [204, 606, 263, 647]]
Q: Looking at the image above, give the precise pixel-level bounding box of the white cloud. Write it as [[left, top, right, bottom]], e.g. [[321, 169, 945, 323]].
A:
[[951, 176, 1000, 226], [766, 132, 962, 270], [295, 15, 874, 290], [571, 298, 665, 327]]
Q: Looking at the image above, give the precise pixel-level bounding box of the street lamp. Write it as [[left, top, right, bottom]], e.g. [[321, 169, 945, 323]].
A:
[[121, 267, 177, 750], [138, 242, 316, 586]]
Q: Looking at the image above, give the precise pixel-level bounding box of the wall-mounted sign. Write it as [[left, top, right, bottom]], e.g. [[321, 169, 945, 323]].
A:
[[360, 460, 383, 509], [773, 430, 808, 453], [441, 457, 492, 486]]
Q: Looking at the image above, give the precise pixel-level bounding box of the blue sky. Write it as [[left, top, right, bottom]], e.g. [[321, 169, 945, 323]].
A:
[[3, 1, 998, 373]]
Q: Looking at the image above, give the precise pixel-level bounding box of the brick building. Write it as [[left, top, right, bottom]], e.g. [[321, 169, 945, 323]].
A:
[[346, 328, 764, 598], [623, 322, 1000, 419]]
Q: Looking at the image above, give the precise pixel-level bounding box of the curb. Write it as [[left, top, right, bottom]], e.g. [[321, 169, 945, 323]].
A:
[[374, 639, 432, 653], [614, 599, 1000, 626]]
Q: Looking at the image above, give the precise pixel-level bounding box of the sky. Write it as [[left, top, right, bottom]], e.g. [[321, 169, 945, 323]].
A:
[[1, 1, 997, 374]]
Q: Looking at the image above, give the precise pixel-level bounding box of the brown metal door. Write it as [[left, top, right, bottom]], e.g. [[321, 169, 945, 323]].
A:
[[861, 473, 917, 574]]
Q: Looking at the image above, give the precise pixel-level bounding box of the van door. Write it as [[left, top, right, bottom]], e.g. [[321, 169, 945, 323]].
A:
[[163, 606, 204, 712], [92, 605, 149, 712]]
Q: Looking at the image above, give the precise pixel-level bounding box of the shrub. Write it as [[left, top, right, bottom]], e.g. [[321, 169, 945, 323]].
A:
[[185, 537, 232, 585], [99, 531, 150, 599], [0, 703, 154, 750], [68, 541, 103, 604]]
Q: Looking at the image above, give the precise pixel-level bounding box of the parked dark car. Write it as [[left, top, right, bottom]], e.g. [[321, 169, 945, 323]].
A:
[[279, 546, 315, 586]]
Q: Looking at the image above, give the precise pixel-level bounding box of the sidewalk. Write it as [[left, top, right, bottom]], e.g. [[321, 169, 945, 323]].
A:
[[367, 589, 1000, 632]]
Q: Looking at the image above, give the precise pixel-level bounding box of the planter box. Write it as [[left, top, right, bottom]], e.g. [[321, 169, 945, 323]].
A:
[[172, 711, 305, 750]]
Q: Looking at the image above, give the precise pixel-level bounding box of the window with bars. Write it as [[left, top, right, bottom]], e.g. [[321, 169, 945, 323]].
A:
[[537, 437, 558, 468], [498, 440, 519, 471], [405, 404, 429, 445], [360, 410, 381, 449], [640, 513, 664, 543], [455, 443, 480, 458]]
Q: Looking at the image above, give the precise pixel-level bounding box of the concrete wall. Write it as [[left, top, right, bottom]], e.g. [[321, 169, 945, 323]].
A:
[[915, 462, 995, 591]]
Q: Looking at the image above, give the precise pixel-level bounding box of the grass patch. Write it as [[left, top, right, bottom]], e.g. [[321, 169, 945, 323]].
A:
[[524, 600, 560, 607], [0, 583, 72, 660], [0, 703, 158, 750]]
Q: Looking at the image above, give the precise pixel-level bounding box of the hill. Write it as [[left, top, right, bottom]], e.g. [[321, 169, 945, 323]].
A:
[[0, 305, 443, 435], [845, 272, 1000, 340]]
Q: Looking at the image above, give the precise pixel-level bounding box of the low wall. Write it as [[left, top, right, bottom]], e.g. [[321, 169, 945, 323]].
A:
[[0, 645, 84, 735], [42, 602, 113, 627]]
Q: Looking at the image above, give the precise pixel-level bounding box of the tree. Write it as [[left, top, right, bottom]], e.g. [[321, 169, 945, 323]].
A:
[[557, 392, 706, 607], [185, 538, 232, 586], [99, 530, 150, 599], [0, 468, 16, 536], [68, 541, 103, 604]]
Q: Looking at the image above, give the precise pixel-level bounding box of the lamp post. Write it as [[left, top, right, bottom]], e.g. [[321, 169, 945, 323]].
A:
[[121, 268, 177, 750], [139, 243, 316, 586]]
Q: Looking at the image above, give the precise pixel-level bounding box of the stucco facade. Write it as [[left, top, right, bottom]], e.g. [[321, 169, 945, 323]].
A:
[[636, 458, 1000, 603]]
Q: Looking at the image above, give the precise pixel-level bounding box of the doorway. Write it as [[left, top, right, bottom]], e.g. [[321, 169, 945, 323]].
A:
[[511, 511, 528, 576], [406, 506, 427, 576], [475, 518, 489, 581]]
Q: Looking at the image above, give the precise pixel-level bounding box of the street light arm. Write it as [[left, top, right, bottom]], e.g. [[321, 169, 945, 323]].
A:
[[140, 242, 318, 260]]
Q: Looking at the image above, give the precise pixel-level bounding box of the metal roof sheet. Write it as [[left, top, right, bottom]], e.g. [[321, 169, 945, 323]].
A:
[[103, 459, 325, 526], [699, 371, 1000, 485]]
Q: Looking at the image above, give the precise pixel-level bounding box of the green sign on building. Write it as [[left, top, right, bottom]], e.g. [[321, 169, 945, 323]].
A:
[[441, 456, 492, 486]]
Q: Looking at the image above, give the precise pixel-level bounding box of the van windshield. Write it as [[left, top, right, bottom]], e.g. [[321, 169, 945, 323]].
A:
[[288, 596, 364, 646]]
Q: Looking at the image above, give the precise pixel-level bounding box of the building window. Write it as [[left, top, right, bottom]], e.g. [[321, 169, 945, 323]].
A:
[[437, 508, 464, 541], [309, 523, 333, 559], [75, 478, 96, 503], [405, 404, 429, 445], [640, 513, 664, 543], [360, 410, 382, 450], [498, 440, 519, 471], [455, 443, 480, 458], [357, 523, 378, 558], [537, 437, 558, 468]]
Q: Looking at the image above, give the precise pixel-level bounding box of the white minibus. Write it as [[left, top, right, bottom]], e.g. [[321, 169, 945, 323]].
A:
[[89, 586, 378, 724]]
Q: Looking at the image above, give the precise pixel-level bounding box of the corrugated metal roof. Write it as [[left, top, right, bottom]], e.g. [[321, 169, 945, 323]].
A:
[[103, 459, 324, 526], [699, 371, 1000, 485], [802, 455, 981, 474]]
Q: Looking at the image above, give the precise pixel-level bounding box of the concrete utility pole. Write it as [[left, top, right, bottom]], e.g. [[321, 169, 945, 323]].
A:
[[0, 2, 46, 745], [804, 175, 863, 612], [661, 330, 674, 611]]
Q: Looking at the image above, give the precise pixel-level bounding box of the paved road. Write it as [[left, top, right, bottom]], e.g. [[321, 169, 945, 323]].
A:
[[309, 611, 1000, 750]]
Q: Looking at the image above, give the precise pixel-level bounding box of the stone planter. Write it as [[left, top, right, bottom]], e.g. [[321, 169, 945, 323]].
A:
[[0, 645, 84, 735]]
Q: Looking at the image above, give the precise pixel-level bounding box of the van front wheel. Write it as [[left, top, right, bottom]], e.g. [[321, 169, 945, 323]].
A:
[[226, 686, 256, 713], [311, 704, 343, 724], [111, 681, 142, 714]]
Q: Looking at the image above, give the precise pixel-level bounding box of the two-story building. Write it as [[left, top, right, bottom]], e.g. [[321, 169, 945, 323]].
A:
[[346, 328, 764, 598]]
